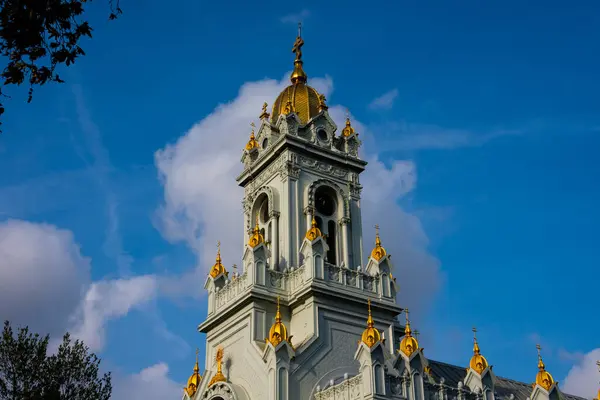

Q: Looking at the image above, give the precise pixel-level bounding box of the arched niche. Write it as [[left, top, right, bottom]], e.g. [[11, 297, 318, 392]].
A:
[[249, 187, 278, 244], [308, 182, 344, 265]]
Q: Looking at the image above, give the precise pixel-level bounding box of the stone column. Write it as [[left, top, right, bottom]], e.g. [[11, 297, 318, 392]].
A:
[[304, 206, 314, 232], [270, 211, 280, 270], [340, 217, 350, 269]]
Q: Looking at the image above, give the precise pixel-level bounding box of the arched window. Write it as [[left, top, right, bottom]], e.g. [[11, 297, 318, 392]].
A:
[[314, 186, 339, 264], [252, 193, 270, 242]]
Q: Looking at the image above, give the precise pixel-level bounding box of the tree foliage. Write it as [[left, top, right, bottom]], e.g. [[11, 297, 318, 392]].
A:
[[0, 320, 112, 400], [0, 0, 122, 128]]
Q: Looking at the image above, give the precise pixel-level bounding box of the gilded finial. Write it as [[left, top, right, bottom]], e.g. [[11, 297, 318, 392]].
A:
[[469, 327, 488, 374], [305, 217, 323, 241], [399, 308, 419, 357], [259, 102, 270, 119], [208, 346, 227, 386], [290, 24, 307, 84], [209, 240, 228, 278], [245, 122, 259, 151], [360, 299, 381, 347], [248, 211, 264, 248], [184, 347, 202, 396], [267, 296, 290, 347], [534, 344, 555, 390], [370, 224, 387, 261], [342, 110, 356, 137], [318, 94, 328, 112]]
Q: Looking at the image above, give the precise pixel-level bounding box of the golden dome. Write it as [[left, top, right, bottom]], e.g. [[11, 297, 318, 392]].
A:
[[248, 214, 264, 248], [469, 328, 489, 374], [267, 297, 289, 347], [535, 345, 555, 390], [245, 122, 259, 151], [305, 217, 322, 241], [184, 348, 202, 397], [209, 241, 228, 278], [370, 225, 387, 261], [208, 347, 227, 387], [342, 117, 356, 137], [399, 308, 419, 357], [361, 299, 381, 348], [271, 29, 323, 125]]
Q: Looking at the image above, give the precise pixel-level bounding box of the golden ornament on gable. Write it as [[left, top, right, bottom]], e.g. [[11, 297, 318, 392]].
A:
[[266, 297, 291, 347], [360, 299, 381, 348], [209, 241, 228, 278], [534, 344, 555, 390], [342, 117, 356, 137], [370, 224, 387, 261], [208, 347, 227, 387], [248, 214, 264, 248], [305, 217, 323, 241], [469, 327, 489, 374], [245, 122, 259, 151], [399, 308, 419, 357], [184, 348, 202, 397]]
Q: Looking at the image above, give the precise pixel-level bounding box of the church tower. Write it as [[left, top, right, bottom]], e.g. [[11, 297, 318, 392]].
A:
[[179, 27, 587, 400], [190, 26, 403, 400]]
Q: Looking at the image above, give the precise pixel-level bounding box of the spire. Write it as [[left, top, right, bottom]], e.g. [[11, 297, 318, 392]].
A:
[[209, 241, 228, 278], [399, 308, 419, 357], [360, 299, 381, 347], [469, 327, 489, 374], [535, 344, 555, 390], [248, 212, 265, 247], [184, 348, 202, 396], [267, 296, 290, 347], [208, 346, 227, 386], [245, 122, 259, 151], [370, 224, 387, 261], [305, 217, 323, 241], [290, 23, 307, 84]]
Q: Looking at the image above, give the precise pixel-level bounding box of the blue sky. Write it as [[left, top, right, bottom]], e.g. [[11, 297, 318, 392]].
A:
[[1, 0, 599, 397]]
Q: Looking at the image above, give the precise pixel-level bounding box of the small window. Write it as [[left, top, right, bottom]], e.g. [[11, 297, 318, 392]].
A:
[[316, 129, 328, 141], [262, 138, 269, 149]]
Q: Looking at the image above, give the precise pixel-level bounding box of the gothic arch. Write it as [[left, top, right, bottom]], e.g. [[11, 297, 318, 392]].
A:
[[247, 186, 279, 230], [306, 178, 348, 218]]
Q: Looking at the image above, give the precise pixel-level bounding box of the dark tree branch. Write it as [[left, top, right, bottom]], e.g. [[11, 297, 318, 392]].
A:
[[0, 0, 122, 131]]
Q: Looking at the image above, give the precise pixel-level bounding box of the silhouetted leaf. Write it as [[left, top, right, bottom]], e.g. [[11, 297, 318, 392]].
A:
[[0, 0, 122, 132]]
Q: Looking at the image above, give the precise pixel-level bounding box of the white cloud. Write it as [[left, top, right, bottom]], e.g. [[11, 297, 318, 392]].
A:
[[370, 121, 521, 151], [0, 218, 158, 353], [368, 89, 399, 111], [562, 348, 600, 398], [0, 219, 90, 336], [70, 275, 158, 352], [112, 363, 182, 400], [280, 9, 310, 24], [155, 74, 442, 314]]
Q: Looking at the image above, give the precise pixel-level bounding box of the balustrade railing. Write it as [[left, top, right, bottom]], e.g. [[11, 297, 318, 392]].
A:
[[314, 374, 362, 400], [213, 261, 380, 314]]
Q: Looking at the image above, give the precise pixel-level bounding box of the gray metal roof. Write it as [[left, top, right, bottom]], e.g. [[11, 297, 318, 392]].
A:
[[427, 359, 587, 400]]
